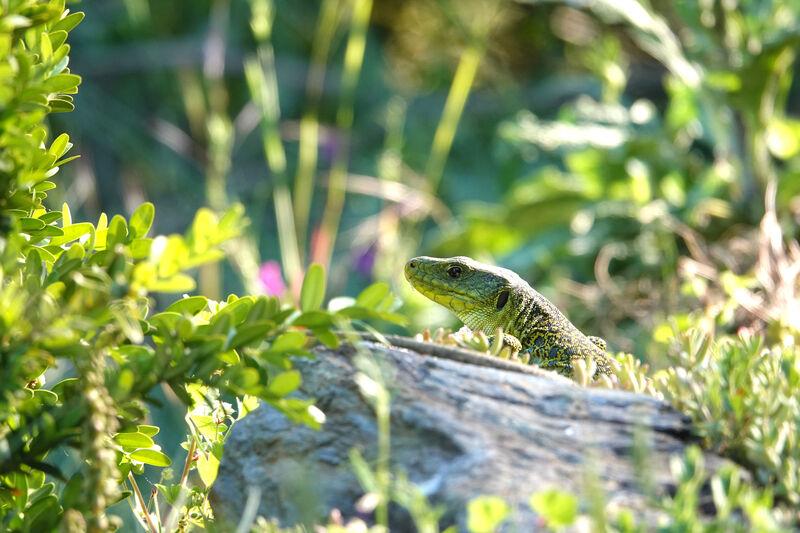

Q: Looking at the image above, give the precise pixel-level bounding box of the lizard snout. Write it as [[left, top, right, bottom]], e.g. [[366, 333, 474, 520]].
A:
[[404, 259, 418, 281]]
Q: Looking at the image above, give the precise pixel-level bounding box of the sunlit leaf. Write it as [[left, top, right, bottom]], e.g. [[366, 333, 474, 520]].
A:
[[130, 449, 171, 467], [300, 263, 326, 311], [467, 496, 511, 533], [137, 425, 160, 437], [229, 320, 273, 350], [197, 450, 220, 488], [165, 295, 208, 315], [113, 432, 154, 449], [356, 282, 390, 309], [129, 202, 155, 239], [267, 370, 302, 396], [529, 489, 578, 528]]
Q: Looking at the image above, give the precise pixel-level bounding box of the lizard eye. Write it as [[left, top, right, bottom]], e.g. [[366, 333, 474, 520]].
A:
[[496, 290, 509, 310], [447, 265, 462, 278]]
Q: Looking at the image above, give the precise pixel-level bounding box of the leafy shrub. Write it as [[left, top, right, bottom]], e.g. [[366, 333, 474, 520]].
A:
[[522, 447, 785, 532], [656, 331, 800, 507], [0, 2, 402, 530]]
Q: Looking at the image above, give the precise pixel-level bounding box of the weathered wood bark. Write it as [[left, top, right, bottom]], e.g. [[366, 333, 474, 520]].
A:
[[212, 339, 726, 530]]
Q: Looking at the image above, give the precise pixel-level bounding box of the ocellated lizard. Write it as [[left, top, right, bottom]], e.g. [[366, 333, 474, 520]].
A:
[[404, 256, 613, 376]]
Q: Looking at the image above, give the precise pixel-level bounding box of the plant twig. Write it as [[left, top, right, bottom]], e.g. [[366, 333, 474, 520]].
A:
[[128, 472, 158, 533], [180, 437, 198, 489]]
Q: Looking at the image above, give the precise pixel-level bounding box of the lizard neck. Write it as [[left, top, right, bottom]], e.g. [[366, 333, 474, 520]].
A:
[[501, 283, 575, 345], [460, 284, 531, 337]]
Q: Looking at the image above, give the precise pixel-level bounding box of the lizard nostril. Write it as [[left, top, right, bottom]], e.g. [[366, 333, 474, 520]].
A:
[[408, 261, 416, 269]]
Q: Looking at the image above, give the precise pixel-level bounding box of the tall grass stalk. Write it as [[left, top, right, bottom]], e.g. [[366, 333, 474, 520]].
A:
[[375, 97, 408, 277], [293, 0, 342, 261], [424, 43, 483, 192], [312, 0, 374, 271], [199, 0, 233, 299], [188, 0, 264, 297], [375, 371, 391, 528], [352, 351, 392, 530], [247, 0, 303, 294]]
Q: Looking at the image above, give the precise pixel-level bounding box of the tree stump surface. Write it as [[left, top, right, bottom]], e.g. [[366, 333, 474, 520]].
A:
[[212, 339, 727, 530]]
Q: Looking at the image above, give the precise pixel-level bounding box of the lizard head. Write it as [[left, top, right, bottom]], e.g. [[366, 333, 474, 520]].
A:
[[404, 256, 524, 328]]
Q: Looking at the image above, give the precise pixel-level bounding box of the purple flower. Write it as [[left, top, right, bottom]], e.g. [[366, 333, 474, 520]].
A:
[[353, 244, 377, 277], [320, 130, 342, 164], [259, 261, 286, 296]]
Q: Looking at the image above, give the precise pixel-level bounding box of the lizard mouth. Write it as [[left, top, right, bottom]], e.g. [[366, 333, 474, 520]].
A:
[[404, 268, 476, 313]]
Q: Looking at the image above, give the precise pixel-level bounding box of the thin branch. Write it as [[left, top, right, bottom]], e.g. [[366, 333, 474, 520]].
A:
[[180, 437, 198, 489], [128, 472, 158, 533]]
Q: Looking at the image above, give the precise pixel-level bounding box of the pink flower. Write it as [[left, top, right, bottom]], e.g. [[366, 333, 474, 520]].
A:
[[259, 261, 286, 296]]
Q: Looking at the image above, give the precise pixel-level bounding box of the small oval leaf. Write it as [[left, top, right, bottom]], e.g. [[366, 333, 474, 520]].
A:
[[300, 263, 326, 312], [130, 449, 172, 467], [113, 432, 154, 449]]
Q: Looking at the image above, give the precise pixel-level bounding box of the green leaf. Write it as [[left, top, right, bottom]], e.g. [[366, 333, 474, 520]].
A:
[[32, 389, 58, 405], [22, 494, 59, 531], [349, 449, 376, 492], [61, 472, 84, 509], [48, 133, 71, 158], [28, 481, 54, 502], [41, 73, 81, 93], [107, 214, 128, 248], [267, 330, 308, 353], [112, 490, 133, 506], [767, 118, 800, 160], [129, 202, 155, 239], [300, 263, 326, 311], [197, 450, 220, 488], [191, 415, 222, 441], [49, 30, 68, 50], [230, 367, 261, 392], [113, 432, 155, 449], [149, 312, 183, 333], [136, 425, 160, 437], [20, 217, 46, 231], [529, 489, 578, 529], [50, 222, 93, 246], [49, 96, 75, 112], [156, 483, 181, 505], [130, 237, 152, 259], [35, 200, 59, 213], [190, 207, 219, 252], [237, 395, 260, 420], [292, 310, 334, 328], [267, 370, 302, 396], [467, 496, 511, 533], [229, 320, 273, 350], [147, 273, 196, 293], [51, 12, 85, 33], [165, 295, 208, 315], [40, 32, 52, 60], [312, 328, 340, 349], [218, 297, 255, 326], [355, 282, 390, 309], [130, 449, 172, 467], [29, 246, 56, 265]]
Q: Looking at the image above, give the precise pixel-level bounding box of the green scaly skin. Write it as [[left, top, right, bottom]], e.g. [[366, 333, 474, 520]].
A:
[[404, 256, 613, 376]]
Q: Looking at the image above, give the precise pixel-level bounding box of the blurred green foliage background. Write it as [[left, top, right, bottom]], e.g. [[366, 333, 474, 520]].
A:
[[54, 0, 800, 359]]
